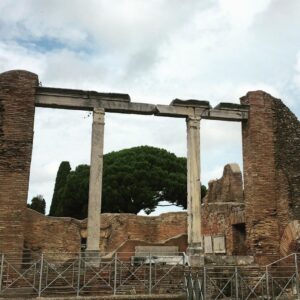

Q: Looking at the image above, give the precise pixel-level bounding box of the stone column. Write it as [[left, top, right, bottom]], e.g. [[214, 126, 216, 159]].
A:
[[86, 108, 105, 252], [186, 116, 202, 252]]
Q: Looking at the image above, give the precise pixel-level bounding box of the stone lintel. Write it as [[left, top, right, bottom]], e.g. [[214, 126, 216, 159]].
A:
[[214, 102, 249, 111], [202, 108, 249, 121], [36, 93, 156, 115], [36, 87, 249, 120], [155, 104, 204, 118], [37, 86, 131, 102]]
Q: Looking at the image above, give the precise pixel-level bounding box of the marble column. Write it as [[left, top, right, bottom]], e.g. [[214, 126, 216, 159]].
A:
[[86, 108, 105, 252], [186, 116, 202, 251]]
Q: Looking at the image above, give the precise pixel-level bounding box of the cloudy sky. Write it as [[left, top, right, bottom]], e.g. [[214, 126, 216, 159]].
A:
[[1, 0, 300, 214]]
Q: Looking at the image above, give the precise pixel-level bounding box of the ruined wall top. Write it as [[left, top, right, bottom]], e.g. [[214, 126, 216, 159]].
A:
[[205, 163, 244, 204]]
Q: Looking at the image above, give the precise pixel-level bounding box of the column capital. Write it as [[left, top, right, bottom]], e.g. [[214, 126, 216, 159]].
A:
[[94, 108, 105, 114], [186, 115, 201, 128], [93, 108, 105, 124]]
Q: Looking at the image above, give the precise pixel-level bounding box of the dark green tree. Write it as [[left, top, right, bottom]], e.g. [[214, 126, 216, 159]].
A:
[[201, 185, 207, 203], [27, 195, 46, 214], [101, 146, 187, 214], [60, 165, 90, 219], [50, 146, 207, 219], [49, 161, 71, 216]]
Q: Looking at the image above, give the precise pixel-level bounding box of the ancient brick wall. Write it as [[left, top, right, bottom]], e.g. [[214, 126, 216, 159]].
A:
[[24, 209, 82, 254], [24, 210, 187, 256], [280, 220, 300, 256], [88, 212, 187, 253], [202, 203, 245, 255], [207, 163, 243, 203], [273, 100, 300, 225], [0, 70, 37, 259], [201, 164, 245, 255], [241, 91, 300, 263]]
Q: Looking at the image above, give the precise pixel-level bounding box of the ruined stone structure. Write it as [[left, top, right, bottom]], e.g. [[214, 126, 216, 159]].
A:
[[201, 164, 246, 256], [241, 91, 300, 264], [1, 69, 300, 265], [24, 209, 187, 259], [0, 71, 38, 258]]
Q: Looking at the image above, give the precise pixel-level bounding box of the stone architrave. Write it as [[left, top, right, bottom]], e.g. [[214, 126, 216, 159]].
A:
[[86, 108, 105, 252], [186, 116, 202, 251]]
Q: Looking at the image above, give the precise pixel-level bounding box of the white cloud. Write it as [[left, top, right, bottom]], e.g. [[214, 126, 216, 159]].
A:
[[1, 0, 300, 213], [294, 51, 300, 88], [218, 0, 272, 30]]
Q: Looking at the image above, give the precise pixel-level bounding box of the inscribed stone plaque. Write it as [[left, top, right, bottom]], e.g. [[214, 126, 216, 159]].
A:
[[213, 236, 226, 253], [204, 236, 213, 253]]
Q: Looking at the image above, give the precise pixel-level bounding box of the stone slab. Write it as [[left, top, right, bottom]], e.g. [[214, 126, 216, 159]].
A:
[[213, 236, 226, 254], [135, 246, 178, 256], [204, 236, 213, 254]]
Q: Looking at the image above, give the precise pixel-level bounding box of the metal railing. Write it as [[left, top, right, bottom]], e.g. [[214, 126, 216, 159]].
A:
[[2, 251, 300, 298], [0, 251, 186, 297], [186, 253, 300, 300]]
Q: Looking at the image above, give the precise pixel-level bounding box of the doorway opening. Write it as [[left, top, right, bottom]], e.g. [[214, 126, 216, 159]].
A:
[[232, 223, 247, 255]]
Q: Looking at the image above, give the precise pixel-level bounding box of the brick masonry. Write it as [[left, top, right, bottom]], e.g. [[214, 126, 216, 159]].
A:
[[202, 164, 245, 255], [1, 69, 300, 265], [24, 210, 187, 258], [206, 163, 243, 204], [0, 70, 38, 260], [241, 91, 300, 264]]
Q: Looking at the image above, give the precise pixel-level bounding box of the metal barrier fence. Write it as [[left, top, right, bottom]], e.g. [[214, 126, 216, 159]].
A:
[[2, 252, 300, 298], [0, 251, 187, 297], [186, 253, 300, 300]]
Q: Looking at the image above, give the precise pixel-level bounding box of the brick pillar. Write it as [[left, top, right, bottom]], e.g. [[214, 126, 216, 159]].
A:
[[0, 70, 38, 260], [241, 91, 280, 264]]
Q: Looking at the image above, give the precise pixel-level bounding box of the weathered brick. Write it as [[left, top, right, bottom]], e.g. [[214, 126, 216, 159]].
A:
[[0, 70, 38, 261], [241, 91, 300, 264], [24, 210, 187, 258]]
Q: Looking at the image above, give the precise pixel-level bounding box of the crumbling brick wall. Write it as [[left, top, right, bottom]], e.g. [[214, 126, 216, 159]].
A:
[[206, 163, 243, 203], [201, 164, 245, 255], [273, 100, 300, 224], [24, 210, 187, 256], [24, 209, 81, 254], [241, 91, 300, 263], [0, 70, 37, 260], [85, 212, 187, 253]]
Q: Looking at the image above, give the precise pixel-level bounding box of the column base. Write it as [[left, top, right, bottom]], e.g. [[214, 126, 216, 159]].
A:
[[84, 250, 101, 267], [187, 243, 204, 267]]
